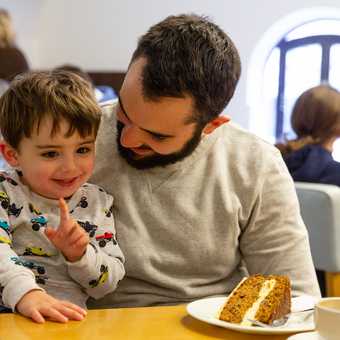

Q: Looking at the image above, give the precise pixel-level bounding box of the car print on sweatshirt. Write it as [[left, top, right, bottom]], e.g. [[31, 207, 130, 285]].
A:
[[0, 235, 11, 245], [95, 232, 117, 247], [89, 265, 109, 288], [0, 193, 23, 217], [35, 274, 49, 285], [7, 203, 23, 217], [78, 221, 98, 238], [29, 203, 42, 215], [10, 256, 46, 274], [0, 173, 18, 186], [23, 246, 53, 257], [70, 196, 88, 213], [0, 220, 10, 236], [104, 204, 114, 218], [0, 191, 10, 209], [31, 216, 48, 231]]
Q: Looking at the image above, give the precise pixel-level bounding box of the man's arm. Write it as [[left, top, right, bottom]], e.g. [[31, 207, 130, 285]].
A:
[[240, 149, 321, 297]]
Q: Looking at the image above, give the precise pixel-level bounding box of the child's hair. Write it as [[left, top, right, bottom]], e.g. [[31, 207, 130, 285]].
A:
[[0, 70, 101, 149], [54, 64, 94, 87], [276, 85, 340, 157]]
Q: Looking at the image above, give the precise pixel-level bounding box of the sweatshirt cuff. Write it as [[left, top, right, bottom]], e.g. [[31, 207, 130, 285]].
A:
[[65, 244, 96, 272], [3, 279, 44, 312]]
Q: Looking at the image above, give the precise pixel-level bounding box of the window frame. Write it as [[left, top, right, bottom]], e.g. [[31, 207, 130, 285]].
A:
[[275, 34, 340, 140]]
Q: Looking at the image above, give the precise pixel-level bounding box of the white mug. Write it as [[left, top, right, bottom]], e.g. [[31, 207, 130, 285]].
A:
[[314, 297, 340, 340]]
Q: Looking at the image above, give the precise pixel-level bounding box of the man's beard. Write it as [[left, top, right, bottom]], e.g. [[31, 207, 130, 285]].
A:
[[116, 120, 203, 170]]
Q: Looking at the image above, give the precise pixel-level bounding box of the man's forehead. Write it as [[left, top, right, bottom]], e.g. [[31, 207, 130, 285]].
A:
[[118, 92, 195, 129]]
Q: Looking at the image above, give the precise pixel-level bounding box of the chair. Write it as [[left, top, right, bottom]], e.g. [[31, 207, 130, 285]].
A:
[[295, 182, 340, 296]]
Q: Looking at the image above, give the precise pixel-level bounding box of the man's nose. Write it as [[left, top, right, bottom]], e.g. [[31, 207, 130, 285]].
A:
[[120, 124, 144, 148]]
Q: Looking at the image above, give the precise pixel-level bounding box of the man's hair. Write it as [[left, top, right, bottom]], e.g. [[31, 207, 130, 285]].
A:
[[0, 70, 101, 149], [131, 14, 241, 126]]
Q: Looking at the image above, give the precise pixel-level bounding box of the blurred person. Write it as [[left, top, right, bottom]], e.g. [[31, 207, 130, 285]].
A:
[[0, 79, 8, 96], [54, 64, 117, 103], [276, 85, 340, 186], [0, 9, 29, 81], [54, 64, 93, 86], [0, 79, 9, 170]]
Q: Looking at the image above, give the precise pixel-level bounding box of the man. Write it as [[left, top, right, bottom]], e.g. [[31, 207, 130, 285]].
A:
[[89, 14, 320, 308]]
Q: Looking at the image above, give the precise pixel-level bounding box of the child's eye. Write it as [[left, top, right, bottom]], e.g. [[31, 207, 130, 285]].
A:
[[41, 151, 58, 158], [77, 147, 91, 154]]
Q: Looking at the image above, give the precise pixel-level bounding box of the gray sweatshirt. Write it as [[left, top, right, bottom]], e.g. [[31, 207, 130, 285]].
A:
[[88, 103, 320, 308], [0, 170, 125, 310]]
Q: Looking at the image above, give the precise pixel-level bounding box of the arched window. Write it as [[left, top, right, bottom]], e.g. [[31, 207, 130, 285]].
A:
[[274, 20, 340, 142], [247, 7, 340, 155]]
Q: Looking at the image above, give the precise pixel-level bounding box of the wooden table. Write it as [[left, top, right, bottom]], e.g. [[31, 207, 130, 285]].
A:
[[0, 304, 310, 339]]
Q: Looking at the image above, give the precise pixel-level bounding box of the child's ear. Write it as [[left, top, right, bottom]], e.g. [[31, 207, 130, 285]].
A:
[[1, 142, 19, 167]]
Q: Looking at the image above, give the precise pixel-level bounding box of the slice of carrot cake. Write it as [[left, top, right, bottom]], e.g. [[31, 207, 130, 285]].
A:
[[218, 274, 291, 326]]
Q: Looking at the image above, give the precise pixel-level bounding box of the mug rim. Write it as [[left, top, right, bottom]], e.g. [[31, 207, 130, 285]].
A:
[[317, 297, 340, 313]]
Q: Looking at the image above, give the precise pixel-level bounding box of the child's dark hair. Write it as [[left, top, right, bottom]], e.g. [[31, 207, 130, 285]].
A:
[[0, 70, 101, 149]]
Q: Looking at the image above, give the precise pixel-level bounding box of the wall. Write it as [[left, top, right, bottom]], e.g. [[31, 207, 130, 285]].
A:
[[2, 0, 340, 128]]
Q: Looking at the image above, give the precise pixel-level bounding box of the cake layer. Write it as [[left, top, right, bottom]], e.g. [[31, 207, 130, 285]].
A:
[[255, 275, 291, 324]]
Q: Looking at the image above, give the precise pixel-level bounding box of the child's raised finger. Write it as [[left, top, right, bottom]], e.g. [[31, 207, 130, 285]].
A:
[[58, 198, 71, 230], [67, 225, 85, 245]]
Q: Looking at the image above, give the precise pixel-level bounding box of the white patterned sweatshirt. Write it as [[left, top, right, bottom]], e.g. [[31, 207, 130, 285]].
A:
[[0, 170, 125, 311]]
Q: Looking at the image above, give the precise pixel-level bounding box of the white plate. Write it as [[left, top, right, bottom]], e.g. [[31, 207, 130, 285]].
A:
[[186, 296, 315, 335], [287, 331, 321, 339]]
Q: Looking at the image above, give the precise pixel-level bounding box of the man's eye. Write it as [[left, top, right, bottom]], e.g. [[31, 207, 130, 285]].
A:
[[151, 134, 168, 141], [77, 147, 91, 154], [41, 151, 58, 158]]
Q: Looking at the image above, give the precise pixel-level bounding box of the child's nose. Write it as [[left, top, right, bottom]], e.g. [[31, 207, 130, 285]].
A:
[[61, 155, 77, 172]]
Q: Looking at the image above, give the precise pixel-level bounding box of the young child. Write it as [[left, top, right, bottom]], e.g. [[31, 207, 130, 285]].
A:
[[0, 70, 125, 323]]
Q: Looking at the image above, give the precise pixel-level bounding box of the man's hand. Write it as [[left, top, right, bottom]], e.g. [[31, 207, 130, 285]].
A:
[[16, 290, 87, 323], [45, 198, 89, 262]]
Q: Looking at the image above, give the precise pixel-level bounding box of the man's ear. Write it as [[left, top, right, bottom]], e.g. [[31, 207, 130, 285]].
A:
[[1, 142, 19, 167], [202, 115, 231, 135]]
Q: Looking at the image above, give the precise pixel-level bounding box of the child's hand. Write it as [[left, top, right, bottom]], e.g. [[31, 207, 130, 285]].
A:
[[16, 290, 87, 323], [45, 198, 89, 262]]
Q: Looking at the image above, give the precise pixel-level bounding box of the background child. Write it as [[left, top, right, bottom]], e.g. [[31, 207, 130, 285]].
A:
[[0, 70, 125, 323], [276, 85, 340, 186]]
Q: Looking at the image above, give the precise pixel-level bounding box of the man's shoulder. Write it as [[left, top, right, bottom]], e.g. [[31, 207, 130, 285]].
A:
[[100, 100, 118, 119], [212, 122, 287, 183], [220, 122, 280, 157]]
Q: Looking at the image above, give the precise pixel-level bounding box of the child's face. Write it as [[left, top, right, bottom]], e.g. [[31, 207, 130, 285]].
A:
[[10, 117, 96, 199]]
